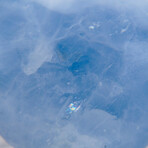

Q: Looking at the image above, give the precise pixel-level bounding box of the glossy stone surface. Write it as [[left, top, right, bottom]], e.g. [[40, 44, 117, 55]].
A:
[[0, 0, 148, 148]]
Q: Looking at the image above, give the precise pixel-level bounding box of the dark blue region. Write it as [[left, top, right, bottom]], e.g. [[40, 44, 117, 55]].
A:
[[57, 36, 122, 79]]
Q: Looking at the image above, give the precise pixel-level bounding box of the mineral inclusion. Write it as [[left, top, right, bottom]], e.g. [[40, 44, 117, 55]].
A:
[[0, 0, 148, 148]]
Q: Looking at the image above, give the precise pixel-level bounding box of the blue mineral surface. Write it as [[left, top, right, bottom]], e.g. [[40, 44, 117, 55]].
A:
[[0, 0, 148, 148]]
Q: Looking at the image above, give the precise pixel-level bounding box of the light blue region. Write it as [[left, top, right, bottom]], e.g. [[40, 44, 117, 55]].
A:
[[0, 1, 148, 148]]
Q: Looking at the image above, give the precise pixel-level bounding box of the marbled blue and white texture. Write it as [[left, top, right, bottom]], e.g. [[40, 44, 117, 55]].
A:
[[0, 0, 148, 148]]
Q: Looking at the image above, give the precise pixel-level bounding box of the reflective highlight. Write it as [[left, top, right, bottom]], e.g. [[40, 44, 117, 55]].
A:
[[67, 102, 81, 114]]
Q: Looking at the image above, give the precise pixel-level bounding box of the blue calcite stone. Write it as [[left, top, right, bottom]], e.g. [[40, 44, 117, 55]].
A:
[[0, 0, 148, 148]]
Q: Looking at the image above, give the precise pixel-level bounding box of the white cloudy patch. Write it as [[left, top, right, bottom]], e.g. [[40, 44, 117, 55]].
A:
[[48, 123, 108, 148], [33, 0, 148, 13], [22, 40, 53, 75], [34, 0, 75, 13], [32, 0, 97, 13], [48, 108, 142, 148], [0, 0, 148, 147], [33, 0, 148, 30], [0, 136, 13, 148], [48, 109, 123, 148], [73, 109, 121, 140]]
